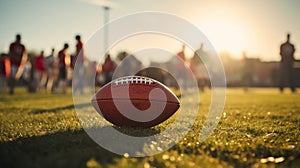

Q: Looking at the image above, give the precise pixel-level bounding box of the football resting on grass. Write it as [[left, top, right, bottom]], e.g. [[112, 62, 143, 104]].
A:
[[91, 76, 180, 127]]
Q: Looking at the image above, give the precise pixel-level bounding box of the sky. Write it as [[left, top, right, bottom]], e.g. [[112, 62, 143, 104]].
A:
[[1, 0, 300, 62]]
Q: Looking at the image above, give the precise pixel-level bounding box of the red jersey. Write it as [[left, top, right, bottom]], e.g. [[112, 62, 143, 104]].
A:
[[58, 50, 66, 67], [176, 51, 186, 70], [74, 41, 84, 65], [76, 41, 83, 54], [0, 56, 10, 76], [9, 42, 26, 66], [177, 51, 186, 61], [102, 57, 116, 73], [35, 55, 45, 71]]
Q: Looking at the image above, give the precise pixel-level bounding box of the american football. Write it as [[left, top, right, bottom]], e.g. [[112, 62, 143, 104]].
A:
[[91, 76, 180, 127]]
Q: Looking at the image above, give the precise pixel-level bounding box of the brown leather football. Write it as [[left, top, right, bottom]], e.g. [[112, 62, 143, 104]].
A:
[[91, 76, 180, 127]]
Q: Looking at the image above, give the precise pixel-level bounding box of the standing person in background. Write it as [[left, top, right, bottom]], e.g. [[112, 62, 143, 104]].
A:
[[8, 34, 27, 95], [176, 44, 187, 89], [102, 54, 116, 85], [241, 52, 253, 92], [45, 48, 56, 93], [0, 53, 10, 93], [90, 61, 98, 89], [279, 33, 296, 93], [23, 58, 34, 93], [177, 44, 186, 62], [190, 43, 209, 91], [72, 35, 85, 95], [57, 43, 70, 94], [34, 51, 47, 91]]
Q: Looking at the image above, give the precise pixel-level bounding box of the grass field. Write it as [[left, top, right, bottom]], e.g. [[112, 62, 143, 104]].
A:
[[0, 88, 299, 168]]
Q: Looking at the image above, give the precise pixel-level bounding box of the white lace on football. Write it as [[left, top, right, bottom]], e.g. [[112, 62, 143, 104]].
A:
[[113, 76, 154, 85]]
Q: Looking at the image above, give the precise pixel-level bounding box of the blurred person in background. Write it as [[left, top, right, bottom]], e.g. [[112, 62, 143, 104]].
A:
[[0, 53, 10, 93], [241, 52, 253, 92], [8, 34, 27, 94], [72, 35, 85, 95], [57, 43, 70, 94], [34, 51, 47, 91], [113, 51, 142, 79], [279, 33, 296, 93], [190, 43, 210, 91], [176, 44, 187, 89], [45, 48, 57, 93], [22, 57, 34, 93], [102, 54, 116, 85]]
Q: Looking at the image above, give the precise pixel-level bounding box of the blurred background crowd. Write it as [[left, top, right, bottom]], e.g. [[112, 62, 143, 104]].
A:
[[1, 33, 299, 95]]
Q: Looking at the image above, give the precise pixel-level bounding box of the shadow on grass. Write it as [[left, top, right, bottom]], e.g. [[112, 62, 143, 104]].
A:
[[31, 103, 91, 114], [0, 125, 163, 168], [0, 129, 121, 168], [112, 125, 164, 137]]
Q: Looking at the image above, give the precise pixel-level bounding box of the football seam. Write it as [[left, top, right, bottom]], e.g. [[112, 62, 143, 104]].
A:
[[111, 83, 157, 88], [91, 98, 180, 104], [112, 76, 155, 85]]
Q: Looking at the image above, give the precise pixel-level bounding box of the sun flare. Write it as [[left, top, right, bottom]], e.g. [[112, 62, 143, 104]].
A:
[[201, 18, 249, 57]]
